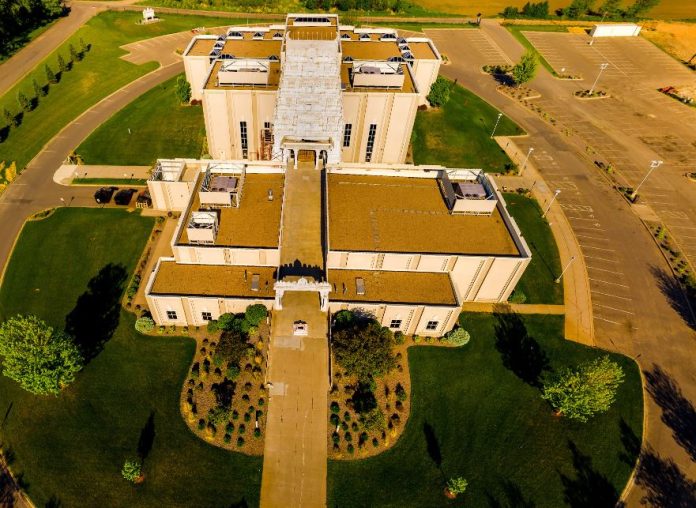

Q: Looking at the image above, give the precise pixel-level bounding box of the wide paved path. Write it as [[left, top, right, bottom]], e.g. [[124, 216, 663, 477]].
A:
[[426, 22, 696, 505], [261, 291, 329, 508], [0, 61, 183, 280]]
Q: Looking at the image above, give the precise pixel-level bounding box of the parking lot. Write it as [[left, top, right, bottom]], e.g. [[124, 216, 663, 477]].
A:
[[427, 29, 512, 68]]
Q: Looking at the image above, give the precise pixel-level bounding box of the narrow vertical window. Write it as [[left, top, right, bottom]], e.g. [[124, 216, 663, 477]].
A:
[[240, 121, 248, 158], [365, 123, 377, 162], [343, 124, 352, 147]]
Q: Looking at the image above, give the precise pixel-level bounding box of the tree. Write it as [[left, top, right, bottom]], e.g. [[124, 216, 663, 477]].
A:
[[446, 477, 468, 497], [4, 161, 17, 183], [542, 356, 625, 422], [57, 54, 68, 73], [626, 0, 660, 17], [599, 0, 622, 16], [135, 317, 155, 334], [521, 1, 549, 17], [426, 76, 453, 107], [70, 43, 80, 62], [332, 321, 396, 380], [121, 458, 143, 483], [32, 78, 45, 98], [501, 6, 520, 18], [3, 108, 13, 127], [444, 327, 470, 346], [512, 50, 539, 86], [564, 0, 592, 18], [0, 314, 83, 395], [42, 0, 64, 17], [17, 91, 30, 112], [244, 304, 267, 326], [45, 64, 57, 84], [175, 76, 191, 104]]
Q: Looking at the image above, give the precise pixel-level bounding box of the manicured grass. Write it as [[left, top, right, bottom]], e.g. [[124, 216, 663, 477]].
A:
[[0, 208, 262, 507], [411, 82, 524, 171], [0, 11, 238, 171], [503, 192, 563, 305], [76, 73, 206, 165], [504, 24, 570, 76], [328, 312, 643, 507], [72, 177, 148, 186]]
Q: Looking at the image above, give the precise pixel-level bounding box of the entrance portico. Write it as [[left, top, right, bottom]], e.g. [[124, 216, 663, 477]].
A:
[[281, 139, 332, 169]]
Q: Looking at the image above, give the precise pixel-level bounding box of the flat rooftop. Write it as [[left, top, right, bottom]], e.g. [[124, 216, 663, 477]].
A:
[[187, 38, 282, 57], [341, 40, 402, 60], [340, 62, 416, 94], [205, 59, 281, 90], [151, 262, 276, 298], [328, 174, 520, 256], [328, 269, 457, 306], [178, 173, 284, 248]]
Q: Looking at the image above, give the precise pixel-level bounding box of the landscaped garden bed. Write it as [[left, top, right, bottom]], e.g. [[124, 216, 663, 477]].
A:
[[574, 89, 611, 100], [179, 309, 270, 456]]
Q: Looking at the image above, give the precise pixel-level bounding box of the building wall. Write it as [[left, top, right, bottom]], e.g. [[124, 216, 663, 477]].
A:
[[185, 56, 212, 101], [148, 180, 196, 212], [328, 301, 459, 336], [147, 293, 274, 327], [173, 245, 280, 267], [203, 89, 277, 160], [410, 58, 440, 106], [341, 92, 418, 164]]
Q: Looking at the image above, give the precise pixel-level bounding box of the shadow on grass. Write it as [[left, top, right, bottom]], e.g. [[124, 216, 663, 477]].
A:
[[45, 495, 62, 508], [644, 364, 696, 462], [485, 480, 536, 508], [423, 421, 442, 469], [651, 266, 696, 331], [619, 417, 641, 468], [560, 440, 618, 508], [528, 239, 557, 280], [493, 310, 549, 388], [137, 412, 155, 461], [636, 448, 696, 507], [227, 499, 248, 508], [65, 263, 128, 362]]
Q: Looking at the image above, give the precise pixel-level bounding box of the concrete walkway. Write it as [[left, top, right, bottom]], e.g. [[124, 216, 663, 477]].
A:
[[53, 164, 151, 185], [261, 291, 329, 508], [461, 301, 565, 315], [495, 137, 594, 346]]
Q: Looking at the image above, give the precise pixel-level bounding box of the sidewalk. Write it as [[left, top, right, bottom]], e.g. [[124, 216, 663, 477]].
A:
[[495, 136, 595, 346], [461, 302, 565, 315], [53, 164, 151, 185]]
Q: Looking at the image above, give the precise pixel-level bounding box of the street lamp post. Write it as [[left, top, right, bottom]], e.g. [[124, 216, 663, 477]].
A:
[[519, 147, 534, 176], [490, 112, 503, 138], [60, 197, 65, 207], [555, 255, 576, 283], [630, 160, 663, 201], [589, 63, 609, 95], [542, 189, 561, 218]]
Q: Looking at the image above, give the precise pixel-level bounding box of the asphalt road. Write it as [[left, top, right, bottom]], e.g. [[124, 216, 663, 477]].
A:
[[427, 21, 696, 505]]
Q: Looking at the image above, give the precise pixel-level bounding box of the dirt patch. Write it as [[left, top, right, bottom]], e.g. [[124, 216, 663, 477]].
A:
[[641, 22, 696, 64]]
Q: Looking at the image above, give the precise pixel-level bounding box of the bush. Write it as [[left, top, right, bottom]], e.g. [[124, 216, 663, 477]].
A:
[[394, 331, 405, 344], [226, 363, 240, 380], [444, 328, 471, 347], [237, 436, 245, 447], [330, 413, 340, 426], [245, 304, 268, 326], [175, 75, 191, 104], [395, 383, 407, 402], [121, 458, 142, 483], [330, 401, 340, 414], [360, 407, 386, 431], [207, 320, 220, 333], [332, 321, 396, 380], [427, 76, 453, 107], [254, 427, 261, 438], [447, 476, 468, 496], [224, 433, 232, 444], [509, 288, 527, 304], [135, 317, 155, 334]]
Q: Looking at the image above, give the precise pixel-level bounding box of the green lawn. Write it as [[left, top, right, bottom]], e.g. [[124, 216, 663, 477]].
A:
[[0, 11, 239, 171], [504, 192, 563, 305], [411, 82, 524, 171], [503, 24, 571, 76], [72, 177, 148, 186], [76, 73, 206, 165], [328, 312, 643, 507], [0, 208, 262, 507]]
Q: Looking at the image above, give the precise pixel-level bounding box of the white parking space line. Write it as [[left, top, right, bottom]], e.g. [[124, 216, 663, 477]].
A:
[[587, 265, 623, 275], [582, 245, 616, 253], [584, 254, 619, 263], [593, 303, 634, 315], [576, 234, 608, 242], [591, 290, 632, 301], [589, 277, 630, 288], [595, 314, 622, 325]]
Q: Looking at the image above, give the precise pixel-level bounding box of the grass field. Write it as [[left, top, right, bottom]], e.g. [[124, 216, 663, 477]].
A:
[[0, 11, 237, 171], [0, 208, 262, 507], [72, 177, 148, 186], [503, 192, 564, 305], [412, 0, 696, 19], [76, 73, 206, 166], [328, 312, 643, 507], [411, 82, 524, 171]]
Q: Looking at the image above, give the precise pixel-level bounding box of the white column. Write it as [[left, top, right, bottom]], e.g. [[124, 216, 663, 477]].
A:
[[274, 289, 284, 310]]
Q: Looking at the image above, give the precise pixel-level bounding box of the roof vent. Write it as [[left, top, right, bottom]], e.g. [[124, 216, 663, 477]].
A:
[[253, 32, 264, 39]]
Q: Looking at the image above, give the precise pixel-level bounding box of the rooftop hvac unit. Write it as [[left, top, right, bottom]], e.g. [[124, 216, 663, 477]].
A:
[[355, 277, 366, 296], [187, 211, 218, 244]]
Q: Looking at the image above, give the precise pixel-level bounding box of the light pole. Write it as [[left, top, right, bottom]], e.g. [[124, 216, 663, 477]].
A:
[[519, 147, 534, 176], [490, 112, 503, 138], [60, 197, 65, 207], [555, 256, 576, 283], [542, 189, 561, 218], [589, 63, 609, 95], [630, 160, 663, 201]]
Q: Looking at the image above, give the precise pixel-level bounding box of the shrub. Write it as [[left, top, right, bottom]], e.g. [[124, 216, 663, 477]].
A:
[[330, 413, 340, 426], [245, 304, 268, 326], [351, 382, 378, 414], [197, 419, 205, 430], [344, 431, 352, 442], [17, 92, 30, 112], [58, 54, 68, 73], [237, 437, 245, 447], [347, 443, 354, 454], [226, 363, 240, 380], [254, 427, 261, 438], [208, 406, 231, 425], [135, 317, 155, 334], [394, 331, 405, 344], [509, 288, 527, 304], [175, 75, 191, 104], [360, 407, 386, 431], [45, 64, 57, 84], [444, 328, 471, 347], [395, 383, 407, 402], [121, 459, 142, 483], [447, 476, 468, 496], [427, 76, 453, 107], [512, 50, 539, 86], [238, 423, 246, 434], [224, 433, 232, 444], [206, 320, 220, 333], [244, 412, 251, 422], [332, 432, 340, 444], [330, 401, 340, 414]]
